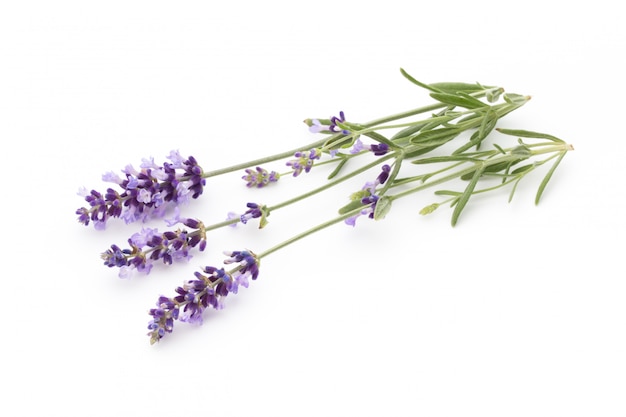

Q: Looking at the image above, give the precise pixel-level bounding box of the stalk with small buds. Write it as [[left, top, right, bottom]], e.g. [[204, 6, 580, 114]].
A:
[[76, 68, 574, 344]]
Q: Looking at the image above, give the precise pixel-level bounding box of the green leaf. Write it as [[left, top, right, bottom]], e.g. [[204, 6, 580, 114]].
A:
[[434, 190, 462, 196], [419, 203, 439, 215], [453, 109, 497, 154], [410, 127, 463, 145], [511, 145, 532, 156], [390, 113, 456, 141], [493, 143, 506, 154], [390, 121, 431, 140], [412, 155, 481, 164], [496, 128, 563, 143], [429, 82, 493, 93], [373, 196, 392, 220], [508, 177, 523, 203], [503, 93, 530, 105], [510, 164, 534, 175], [399, 68, 442, 93], [258, 205, 270, 229], [485, 87, 504, 103], [429, 92, 487, 109], [451, 165, 484, 226], [460, 158, 525, 180], [338, 199, 365, 215], [536, 151, 567, 205], [327, 157, 349, 180], [477, 108, 497, 142]]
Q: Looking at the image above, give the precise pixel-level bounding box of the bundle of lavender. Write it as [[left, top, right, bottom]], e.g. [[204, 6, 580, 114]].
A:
[[76, 69, 573, 344]]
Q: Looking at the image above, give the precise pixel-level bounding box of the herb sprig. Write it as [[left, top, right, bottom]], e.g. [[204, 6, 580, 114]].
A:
[[76, 69, 573, 344]]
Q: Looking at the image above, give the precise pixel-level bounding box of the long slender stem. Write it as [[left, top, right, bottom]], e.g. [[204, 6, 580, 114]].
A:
[[256, 209, 359, 259], [388, 143, 572, 202], [200, 138, 328, 179], [267, 153, 396, 211], [255, 143, 572, 261], [196, 87, 502, 180]]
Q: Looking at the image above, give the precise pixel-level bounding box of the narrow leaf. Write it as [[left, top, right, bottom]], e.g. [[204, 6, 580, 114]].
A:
[[429, 92, 486, 109], [508, 177, 523, 203], [451, 165, 484, 226], [373, 196, 392, 220], [503, 93, 529, 105], [399, 68, 443, 93], [327, 158, 349, 180], [510, 164, 534, 175], [434, 190, 462, 196], [496, 128, 563, 142], [460, 158, 525, 180], [429, 82, 493, 93], [390, 121, 431, 140], [536, 151, 567, 205], [412, 155, 481, 164], [410, 127, 462, 145], [338, 199, 365, 215]]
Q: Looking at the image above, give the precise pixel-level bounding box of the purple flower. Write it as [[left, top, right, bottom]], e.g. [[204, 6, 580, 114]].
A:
[[102, 171, 123, 184], [286, 148, 322, 177], [102, 219, 207, 278], [226, 211, 239, 228], [147, 250, 260, 344], [350, 138, 365, 154], [345, 164, 391, 226], [240, 202, 263, 224], [308, 119, 324, 133], [223, 250, 260, 281], [242, 166, 280, 188], [376, 164, 391, 185], [147, 296, 180, 345], [76, 151, 206, 228], [370, 143, 390, 156], [329, 111, 350, 135]]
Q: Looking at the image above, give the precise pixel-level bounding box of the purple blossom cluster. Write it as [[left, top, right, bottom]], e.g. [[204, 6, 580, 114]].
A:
[[345, 164, 391, 226], [76, 150, 205, 229], [242, 166, 280, 188], [101, 216, 207, 278], [239, 202, 263, 224], [329, 111, 350, 135], [147, 250, 260, 344], [286, 148, 322, 177], [308, 110, 350, 135], [347, 139, 390, 156]]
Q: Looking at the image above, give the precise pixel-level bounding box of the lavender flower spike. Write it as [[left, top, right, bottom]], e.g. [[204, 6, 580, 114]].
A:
[[147, 250, 260, 344], [76, 151, 206, 228], [101, 217, 207, 278], [242, 166, 280, 188], [286, 148, 322, 177]]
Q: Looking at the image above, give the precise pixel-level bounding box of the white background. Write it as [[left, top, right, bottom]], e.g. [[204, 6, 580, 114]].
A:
[[2, 1, 625, 416]]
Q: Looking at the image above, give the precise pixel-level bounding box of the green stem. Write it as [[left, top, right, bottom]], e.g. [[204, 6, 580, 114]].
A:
[[196, 87, 501, 181], [256, 209, 360, 259], [388, 143, 571, 202], [200, 138, 328, 179], [267, 153, 396, 211]]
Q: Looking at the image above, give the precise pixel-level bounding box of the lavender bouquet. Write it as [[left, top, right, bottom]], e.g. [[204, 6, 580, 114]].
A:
[[76, 69, 574, 344]]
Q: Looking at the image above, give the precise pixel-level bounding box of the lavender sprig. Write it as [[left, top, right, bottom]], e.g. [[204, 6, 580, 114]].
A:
[[78, 69, 574, 345], [77, 151, 206, 229], [147, 250, 259, 344], [101, 216, 207, 278]]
